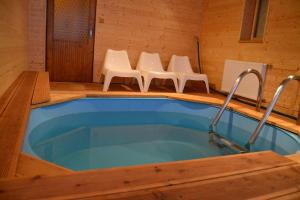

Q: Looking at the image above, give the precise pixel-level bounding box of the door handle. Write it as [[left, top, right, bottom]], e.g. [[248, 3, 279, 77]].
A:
[[89, 29, 93, 38]]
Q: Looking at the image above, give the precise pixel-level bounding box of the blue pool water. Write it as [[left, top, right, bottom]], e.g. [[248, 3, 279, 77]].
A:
[[23, 98, 300, 171]]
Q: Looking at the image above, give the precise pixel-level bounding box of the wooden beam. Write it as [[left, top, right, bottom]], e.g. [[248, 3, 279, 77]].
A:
[[31, 72, 51, 105], [15, 153, 73, 177], [0, 73, 24, 116], [0, 151, 296, 199], [249, 187, 300, 200], [99, 165, 300, 200], [0, 71, 38, 177]]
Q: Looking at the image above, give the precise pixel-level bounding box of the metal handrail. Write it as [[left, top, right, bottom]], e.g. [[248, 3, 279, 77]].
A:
[[246, 75, 300, 149], [209, 68, 264, 134]]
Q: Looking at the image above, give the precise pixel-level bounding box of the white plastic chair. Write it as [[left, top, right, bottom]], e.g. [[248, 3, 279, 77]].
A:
[[136, 52, 179, 92], [102, 49, 143, 92], [168, 55, 209, 93]]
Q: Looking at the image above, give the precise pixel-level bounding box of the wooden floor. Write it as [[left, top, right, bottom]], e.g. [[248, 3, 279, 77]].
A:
[[1, 73, 300, 199]]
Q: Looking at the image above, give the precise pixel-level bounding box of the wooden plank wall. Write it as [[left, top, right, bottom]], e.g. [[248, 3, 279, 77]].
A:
[[199, 0, 300, 117], [27, 0, 300, 117], [28, 0, 202, 82], [0, 0, 30, 97], [93, 0, 202, 82], [28, 0, 47, 71]]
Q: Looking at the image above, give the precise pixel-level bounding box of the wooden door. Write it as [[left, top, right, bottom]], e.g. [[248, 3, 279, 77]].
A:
[[47, 0, 96, 82]]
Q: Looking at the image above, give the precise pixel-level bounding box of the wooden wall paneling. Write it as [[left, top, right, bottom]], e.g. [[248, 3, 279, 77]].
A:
[[29, 0, 203, 82], [28, 0, 47, 71], [27, 0, 300, 117], [199, 0, 300, 117], [0, 0, 30, 97], [93, 0, 202, 82]]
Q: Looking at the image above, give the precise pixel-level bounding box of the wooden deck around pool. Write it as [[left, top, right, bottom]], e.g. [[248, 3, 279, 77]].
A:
[[0, 71, 300, 199], [1, 151, 300, 200], [0, 71, 38, 177]]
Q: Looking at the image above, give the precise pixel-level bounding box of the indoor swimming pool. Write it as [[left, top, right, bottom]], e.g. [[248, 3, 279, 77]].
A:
[[23, 98, 300, 171]]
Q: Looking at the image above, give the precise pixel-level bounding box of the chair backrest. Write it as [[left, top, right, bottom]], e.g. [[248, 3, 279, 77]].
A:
[[137, 52, 164, 72], [168, 55, 194, 73], [103, 49, 132, 71]]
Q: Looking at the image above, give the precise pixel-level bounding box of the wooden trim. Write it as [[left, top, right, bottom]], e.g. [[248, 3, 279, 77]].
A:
[[31, 72, 51, 105], [239, 39, 263, 43], [46, 0, 54, 73], [240, 0, 257, 41], [88, 0, 97, 82], [98, 165, 300, 200], [31, 93, 86, 109], [0, 71, 38, 178], [251, 0, 260, 39], [250, 188, 300, 200], [0, 151, 297, 199], [0, 73, 25, 116], [240, 0, 269, 42], [15, 153, 73, 177], [252, 0, 270, 42]]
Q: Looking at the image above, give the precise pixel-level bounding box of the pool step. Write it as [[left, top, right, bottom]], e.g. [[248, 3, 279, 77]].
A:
[[209, 132, 248, 154]]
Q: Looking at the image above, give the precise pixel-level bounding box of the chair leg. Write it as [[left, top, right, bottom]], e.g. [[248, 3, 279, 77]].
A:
[[143, 76, 153, 92], [179, 78, 187, 93], [171, 77, 179, 93], [204, 78, 210, 93], [103, 74, 113, 92], [136, 76, 144, 92]]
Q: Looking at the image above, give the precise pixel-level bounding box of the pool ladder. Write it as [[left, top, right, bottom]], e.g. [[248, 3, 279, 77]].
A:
[[209, 68, 264, 153], [246, 75, 300, 149], [210, 68, 300, 153]]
